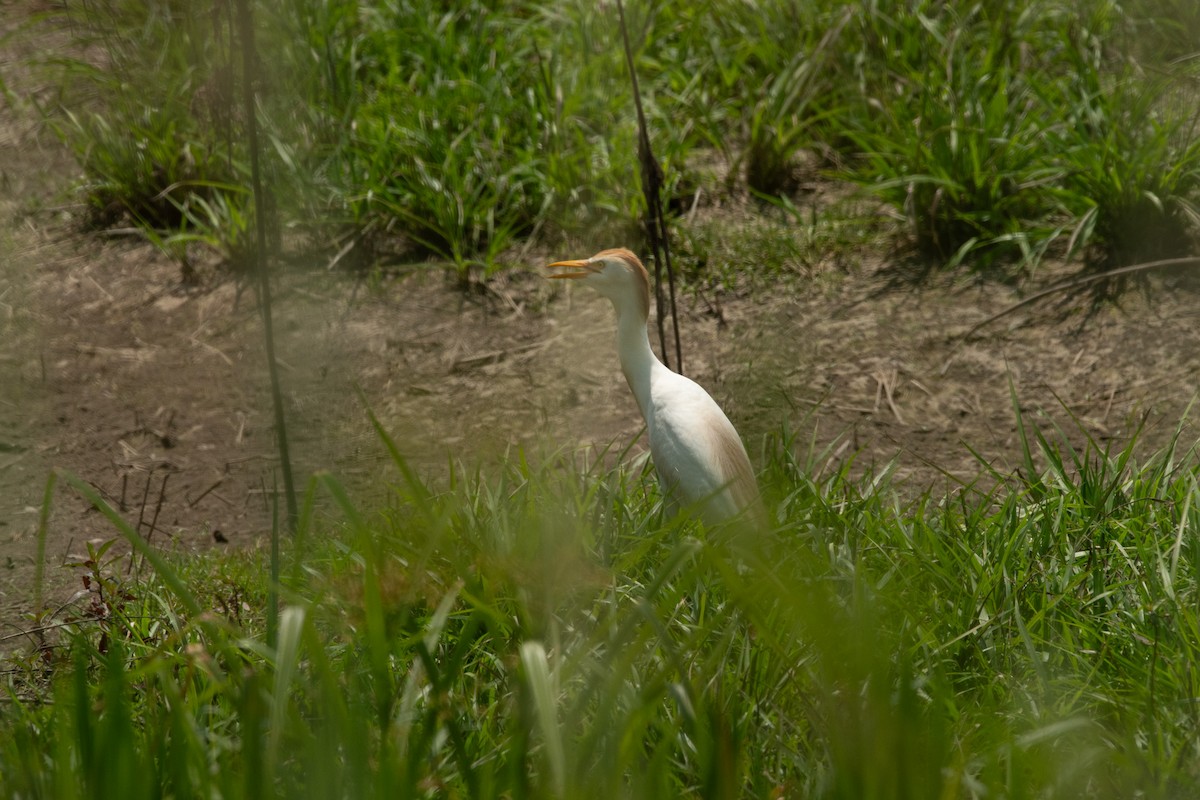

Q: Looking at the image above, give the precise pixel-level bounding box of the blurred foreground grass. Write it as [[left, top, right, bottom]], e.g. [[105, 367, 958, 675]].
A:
[[2, 405, 1199, 798]]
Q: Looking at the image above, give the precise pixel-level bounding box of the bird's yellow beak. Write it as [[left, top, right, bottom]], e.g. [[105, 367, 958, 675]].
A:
[[545, 259, 597, 280]]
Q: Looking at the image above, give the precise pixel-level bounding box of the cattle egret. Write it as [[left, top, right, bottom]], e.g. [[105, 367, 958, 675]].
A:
[[547, 248, 762, 526]]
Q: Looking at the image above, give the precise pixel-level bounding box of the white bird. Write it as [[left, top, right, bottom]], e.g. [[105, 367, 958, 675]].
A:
[[546, 248, 762, 526]]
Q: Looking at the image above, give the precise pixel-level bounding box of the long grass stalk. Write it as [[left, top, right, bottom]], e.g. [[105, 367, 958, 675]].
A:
[[34, 470, 57, 619], [236, 0, 298, 543]]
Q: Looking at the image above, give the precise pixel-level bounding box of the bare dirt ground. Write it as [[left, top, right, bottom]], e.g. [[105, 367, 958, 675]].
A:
[[3, 10, 1199, 648]]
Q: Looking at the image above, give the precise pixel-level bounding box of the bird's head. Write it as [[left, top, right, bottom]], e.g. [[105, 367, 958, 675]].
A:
[[545, 248, 650, 319]]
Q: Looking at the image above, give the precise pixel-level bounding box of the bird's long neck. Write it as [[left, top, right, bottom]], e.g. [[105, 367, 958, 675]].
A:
[[613, 302, 660, 421]]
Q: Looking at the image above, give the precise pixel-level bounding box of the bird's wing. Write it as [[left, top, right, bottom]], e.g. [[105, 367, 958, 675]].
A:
[[646, 373, 759, 524]]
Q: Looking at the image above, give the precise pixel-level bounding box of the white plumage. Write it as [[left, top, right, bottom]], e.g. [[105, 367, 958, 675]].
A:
[[547, 248, 762, 526]]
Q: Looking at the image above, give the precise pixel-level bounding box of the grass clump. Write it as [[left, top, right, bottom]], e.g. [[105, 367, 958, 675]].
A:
[[847, 3, 1063, 271], [3, 407, 1200, 797], [63, 102, 238, 232], [339, 1, 549, 278], [33, 0, 266, 280], [1046, 49, 1200, 280], [651, 0, 849, 198]]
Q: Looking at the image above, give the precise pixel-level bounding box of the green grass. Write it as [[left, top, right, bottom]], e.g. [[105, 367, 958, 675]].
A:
[[1046, 60, 1200, 280], [24, 0, 1199, 286], [674, 192, 887, 292], [8, 2, 1200, 795], [3, 406, 1199, 798], [846, 3, 1064, 271]]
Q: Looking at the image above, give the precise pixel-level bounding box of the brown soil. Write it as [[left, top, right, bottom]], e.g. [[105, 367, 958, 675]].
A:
[[3, 8, 1198, 651]]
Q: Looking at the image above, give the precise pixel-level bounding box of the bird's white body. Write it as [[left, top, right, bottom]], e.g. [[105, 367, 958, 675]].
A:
[[646, 369, 757, 523], [548, 248, 761, 526]]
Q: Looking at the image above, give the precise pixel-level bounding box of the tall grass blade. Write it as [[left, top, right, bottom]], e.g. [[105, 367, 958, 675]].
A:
[[34, 470, 57, 618], [268, 473, 280, 648], [1008, 372, 1042, 496], [1168, 479, 1194, 589], [357, 388, 431, 506], [266, 605, 307, 782], [236, 0, 299, 535], [520, 640, 565, 797]]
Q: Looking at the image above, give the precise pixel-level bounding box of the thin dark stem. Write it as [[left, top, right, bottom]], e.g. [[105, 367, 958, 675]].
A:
[[145, 472, 170, 550], [269, 472, 280, 649], [614, 0, 683, 375], [963, 256, 1200, 339], [654, 188, 683, 374], [236, 0, 299, 546]]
